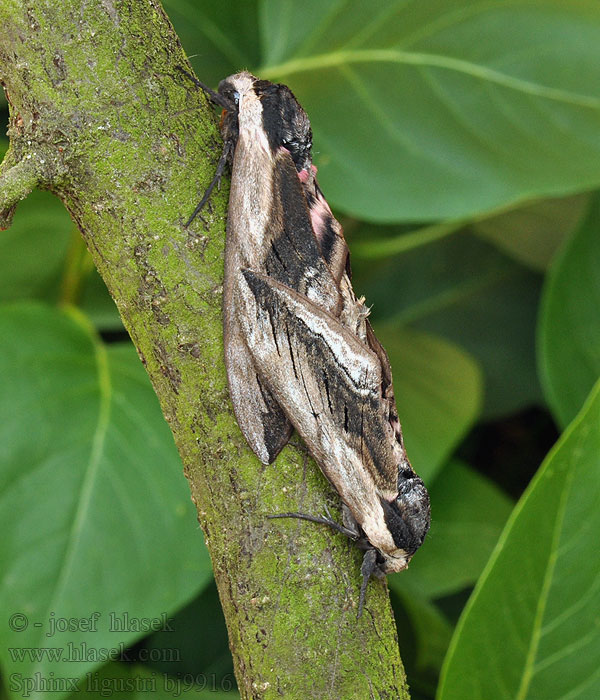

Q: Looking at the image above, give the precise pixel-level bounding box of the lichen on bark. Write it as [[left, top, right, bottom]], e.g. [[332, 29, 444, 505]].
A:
[[0, 1, 409, 697]]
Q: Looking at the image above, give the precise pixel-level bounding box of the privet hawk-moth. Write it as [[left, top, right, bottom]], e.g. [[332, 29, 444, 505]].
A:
[[181, 69, 430, 615]]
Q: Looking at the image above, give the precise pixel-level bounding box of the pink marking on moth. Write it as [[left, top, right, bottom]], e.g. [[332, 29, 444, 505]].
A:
[[291, 163, 331, 241], [296, 164, 317, 183], [310, 191, 334, 244], [297, 168, 310, 183]]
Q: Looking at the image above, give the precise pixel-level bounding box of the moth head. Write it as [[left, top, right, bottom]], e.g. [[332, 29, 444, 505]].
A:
[[210, 72, 258, 150], [215, 72, 313, 172], [217, 72, 255, 111], [378, 550, 410, 574]]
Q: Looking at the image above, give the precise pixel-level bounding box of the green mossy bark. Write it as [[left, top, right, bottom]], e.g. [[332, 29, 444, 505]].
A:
[[0, 1, 408, 697]]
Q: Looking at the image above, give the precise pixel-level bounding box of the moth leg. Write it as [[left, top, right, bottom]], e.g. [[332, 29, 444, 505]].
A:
[[269, 510, 381, 618], [268, 512, 358, 540], [341, 503, 361, 539], [359, 548, 380, 618], [185, 140, 232, 227]]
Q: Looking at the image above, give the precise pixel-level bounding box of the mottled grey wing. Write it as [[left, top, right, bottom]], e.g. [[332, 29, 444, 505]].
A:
[[224, 148, 343, 465], [237, 269, 402, 503], [224, 311, 293, 465]]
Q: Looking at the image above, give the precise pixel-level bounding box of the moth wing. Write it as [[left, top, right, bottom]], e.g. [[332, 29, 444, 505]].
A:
[[264, 150, 342, 316], [364, 319, 406, 445], [304, 177, 351, 286], [238, 269, 403, 499], [302, 172, 408, 447], [222, 146, 343, 465], [224, 310, 293, 465]]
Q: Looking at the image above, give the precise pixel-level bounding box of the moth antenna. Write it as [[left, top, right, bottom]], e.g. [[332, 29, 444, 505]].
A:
[[185, 141, 232, 227], [176, 65, 233, 110], [268, 511, 358, 540], [358, 548, 378, 618]]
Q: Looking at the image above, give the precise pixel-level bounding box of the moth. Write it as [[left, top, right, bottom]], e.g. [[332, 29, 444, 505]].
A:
[[180, 68, 430, 614]]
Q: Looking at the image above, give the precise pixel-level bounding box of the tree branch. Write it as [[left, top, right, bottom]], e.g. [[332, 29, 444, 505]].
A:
[[0, 159, 41, 227], [0, 1, 408, 697]]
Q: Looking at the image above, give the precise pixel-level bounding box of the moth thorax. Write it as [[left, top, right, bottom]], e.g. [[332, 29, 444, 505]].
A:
[[223, 71, 255, 98]]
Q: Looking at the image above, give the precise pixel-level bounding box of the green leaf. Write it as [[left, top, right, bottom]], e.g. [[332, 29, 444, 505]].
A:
[[538, 194, 600, 428], [0, 187, 122, 330], [438, 380, 600, 700], [393, 590, 454, 693], [354, 232, 543, 417], [0, 304, 211, 699], [139, 583, 234, 685], [374, 328, 482, 482], [166, 0, 600, 222], [393, 460, 513, 600], [253, 0, 600, 221], [164, 0, 260, 87], [0, 152, 120, 328], [79, 268, 123, 332], [474, 193, 590, 272], [350, 219, 464, 261], [0, 190, 71, 302]]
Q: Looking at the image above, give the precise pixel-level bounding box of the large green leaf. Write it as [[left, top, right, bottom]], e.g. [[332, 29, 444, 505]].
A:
[[255, 1, 600, 222], [79, 268, 123, 332], [0, 190, 71, 302], [438, 380, 600, 700], [354, 231, 543, 417], [374, 328, 482, 482], [538, 194, 600, 428], [0, 189, 122, 330], [0, 138, 120, 324], [474, 193, 590, 272], [167, 1, 600, 222], [139, 583, 234, 687], [393, 460, 513, 600], [0, 304, 211, 700], [393, 590, 454, 699], [163, 0, 260, 86]]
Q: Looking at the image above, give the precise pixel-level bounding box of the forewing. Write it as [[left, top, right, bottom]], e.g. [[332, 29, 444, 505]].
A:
[[238, 269, 402, 499], [224, 144, 343, 464], [263, 150, 342, 315], [224, 311, 293, 464], [302, 175, 350, 286]]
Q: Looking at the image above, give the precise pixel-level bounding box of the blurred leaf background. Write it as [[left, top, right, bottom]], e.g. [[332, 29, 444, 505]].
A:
[[1, 1, 600, 699]]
